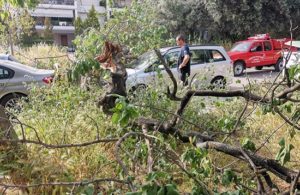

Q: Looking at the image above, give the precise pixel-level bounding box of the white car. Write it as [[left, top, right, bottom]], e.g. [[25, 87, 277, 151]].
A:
[[0, 60, 54, 107], [126, 45, 232, 90], [284, 41, 300, 69]]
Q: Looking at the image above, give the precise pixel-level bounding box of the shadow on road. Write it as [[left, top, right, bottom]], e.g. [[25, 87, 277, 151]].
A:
[[239, 68, 280, 78]]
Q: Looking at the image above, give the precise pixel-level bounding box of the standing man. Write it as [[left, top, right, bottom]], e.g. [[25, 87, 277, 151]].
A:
[[176, 34, 191, 86]]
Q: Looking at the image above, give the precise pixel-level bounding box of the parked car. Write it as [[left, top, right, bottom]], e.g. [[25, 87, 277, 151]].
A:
[[228, 33, 297, 76], [283, 41, 300, 75], [126, 45, 232, 90], [0, 60, 55, 108]]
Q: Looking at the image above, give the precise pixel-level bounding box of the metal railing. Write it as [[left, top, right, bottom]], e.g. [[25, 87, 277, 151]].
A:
[[35, 21, 74, 26], [40, 0, 74, 5]]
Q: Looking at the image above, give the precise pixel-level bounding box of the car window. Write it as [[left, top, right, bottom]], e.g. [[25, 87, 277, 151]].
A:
[[230, 42, 252, 52], [0, 66, 13, 79], [129, 51, 157, 70], [190, 49, 207, 65], [264, 41, 272, 51], [250, 42, 263, 52], [206, 50, 226, 62], [164, 51, 179, 68]]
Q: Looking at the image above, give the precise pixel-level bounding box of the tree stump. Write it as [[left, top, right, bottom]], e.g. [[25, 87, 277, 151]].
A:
[[95, 41, 127, 114]]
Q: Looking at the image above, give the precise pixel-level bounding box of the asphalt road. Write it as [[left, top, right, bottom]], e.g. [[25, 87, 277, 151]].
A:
[[229, 66, 283, 90]]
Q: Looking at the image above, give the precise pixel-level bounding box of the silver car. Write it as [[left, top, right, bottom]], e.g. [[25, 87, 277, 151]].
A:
[[126, 45, 232, 90], [0, 60, 55, 107]]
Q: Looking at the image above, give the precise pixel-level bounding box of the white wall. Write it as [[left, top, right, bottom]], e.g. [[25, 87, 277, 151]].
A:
[[78, 0, 99, 6]]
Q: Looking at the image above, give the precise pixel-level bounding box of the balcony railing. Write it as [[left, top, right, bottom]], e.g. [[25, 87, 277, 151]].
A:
[[111, 0, 130, 8], [40, 0, 74, 5], [36, 21, 74, 26]]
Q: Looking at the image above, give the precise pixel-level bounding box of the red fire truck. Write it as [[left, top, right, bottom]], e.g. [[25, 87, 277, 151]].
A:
[[228, 33, 295, 76]]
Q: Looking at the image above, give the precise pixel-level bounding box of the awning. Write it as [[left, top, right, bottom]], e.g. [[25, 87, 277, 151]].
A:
[[30, 9, 74, 18]]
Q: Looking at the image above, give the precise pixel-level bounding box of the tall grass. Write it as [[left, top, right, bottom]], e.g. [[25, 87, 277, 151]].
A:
[[14, 43, 72, 70]]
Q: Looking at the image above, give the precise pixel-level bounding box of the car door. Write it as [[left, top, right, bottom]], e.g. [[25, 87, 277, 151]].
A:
[[130, 51, 159, 87], [162, 50, 180, 79], [263, 41, 274, 65], [0, 66, 14, 96], [148, 50, 180, 87], [247, 41, 265, 67], [189, 49, 209, 82], [204, 49, 229, 78], [139, 64, 157, 86]]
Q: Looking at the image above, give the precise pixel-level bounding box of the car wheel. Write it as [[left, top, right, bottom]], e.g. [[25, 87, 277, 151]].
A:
[[210, 76, 226, 89], [135, 84, 147, 92], [0, 93, 27, 110], [233, 62, 244, 77], [129, 84, 147, 94], [274, 58, 284, 72], [255, 66, 263, 70]]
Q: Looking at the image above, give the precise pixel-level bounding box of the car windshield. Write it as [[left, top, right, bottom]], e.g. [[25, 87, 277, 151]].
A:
[[230, 42, 252, 52], [129, 51, 158, 70]]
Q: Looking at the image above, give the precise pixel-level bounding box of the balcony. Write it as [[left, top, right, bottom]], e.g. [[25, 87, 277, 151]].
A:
[[110, 0, 131, 8], [40, 0, 74, 5], [35, 25, 75, 34]]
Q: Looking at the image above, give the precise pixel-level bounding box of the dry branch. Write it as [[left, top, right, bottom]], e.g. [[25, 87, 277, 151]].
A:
[[197, 141, 300, 189], [0, 178, 128, 189]]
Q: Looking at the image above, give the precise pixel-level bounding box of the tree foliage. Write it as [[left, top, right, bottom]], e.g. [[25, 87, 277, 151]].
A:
[[0, 6, 35, 53], [72, 0, 171, 80], [85, 5, 100, 29], [0, 0, 39, 8], [156, 0, 215, 42], [74, 5, 100, 35], [2, 0, 300, 194], [156, 0, 300, 40], [74, 17, 84, 35]]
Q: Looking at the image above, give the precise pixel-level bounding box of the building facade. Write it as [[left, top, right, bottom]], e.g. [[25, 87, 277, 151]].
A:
[[106, 0, 132, 18], [30, 0, 107, 47]]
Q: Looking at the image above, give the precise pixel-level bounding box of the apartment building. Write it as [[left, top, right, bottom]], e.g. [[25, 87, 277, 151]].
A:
[[30, 0, 132, 47], [30, 0, 106, 47], [106, 0, 132, 18]]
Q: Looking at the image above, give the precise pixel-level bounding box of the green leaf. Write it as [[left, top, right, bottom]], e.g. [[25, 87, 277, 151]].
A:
[[146, 171, 168, 182], [157, 187, 166, 195], [165, 184, 180, 195], [141, 183, 159, 195], [275, 138, 294, 165], [222, 169, 236, 186], [111, 112, 121, 124], [279, 138, 285, 147], [241, 138, 256, 152], [125, 192, 142, 195]]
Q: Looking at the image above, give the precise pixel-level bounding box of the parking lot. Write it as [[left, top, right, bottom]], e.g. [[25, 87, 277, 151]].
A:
[[229, 67, 282, 90]]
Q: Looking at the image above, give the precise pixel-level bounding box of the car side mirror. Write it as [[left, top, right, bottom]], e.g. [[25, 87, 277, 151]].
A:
[[250, 48, 256, 52]]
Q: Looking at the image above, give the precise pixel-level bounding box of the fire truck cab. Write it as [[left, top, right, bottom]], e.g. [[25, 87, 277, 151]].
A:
[[228, 33, 293, 76]]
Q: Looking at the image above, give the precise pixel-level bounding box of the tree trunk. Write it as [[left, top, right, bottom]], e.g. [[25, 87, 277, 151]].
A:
[[96, 41, 127, 114], [98, 71, 127, 114]]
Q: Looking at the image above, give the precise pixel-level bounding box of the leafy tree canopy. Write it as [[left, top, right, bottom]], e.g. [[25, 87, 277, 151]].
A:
[[72, 0, 171, 80], [156, 0, 300, 41]]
